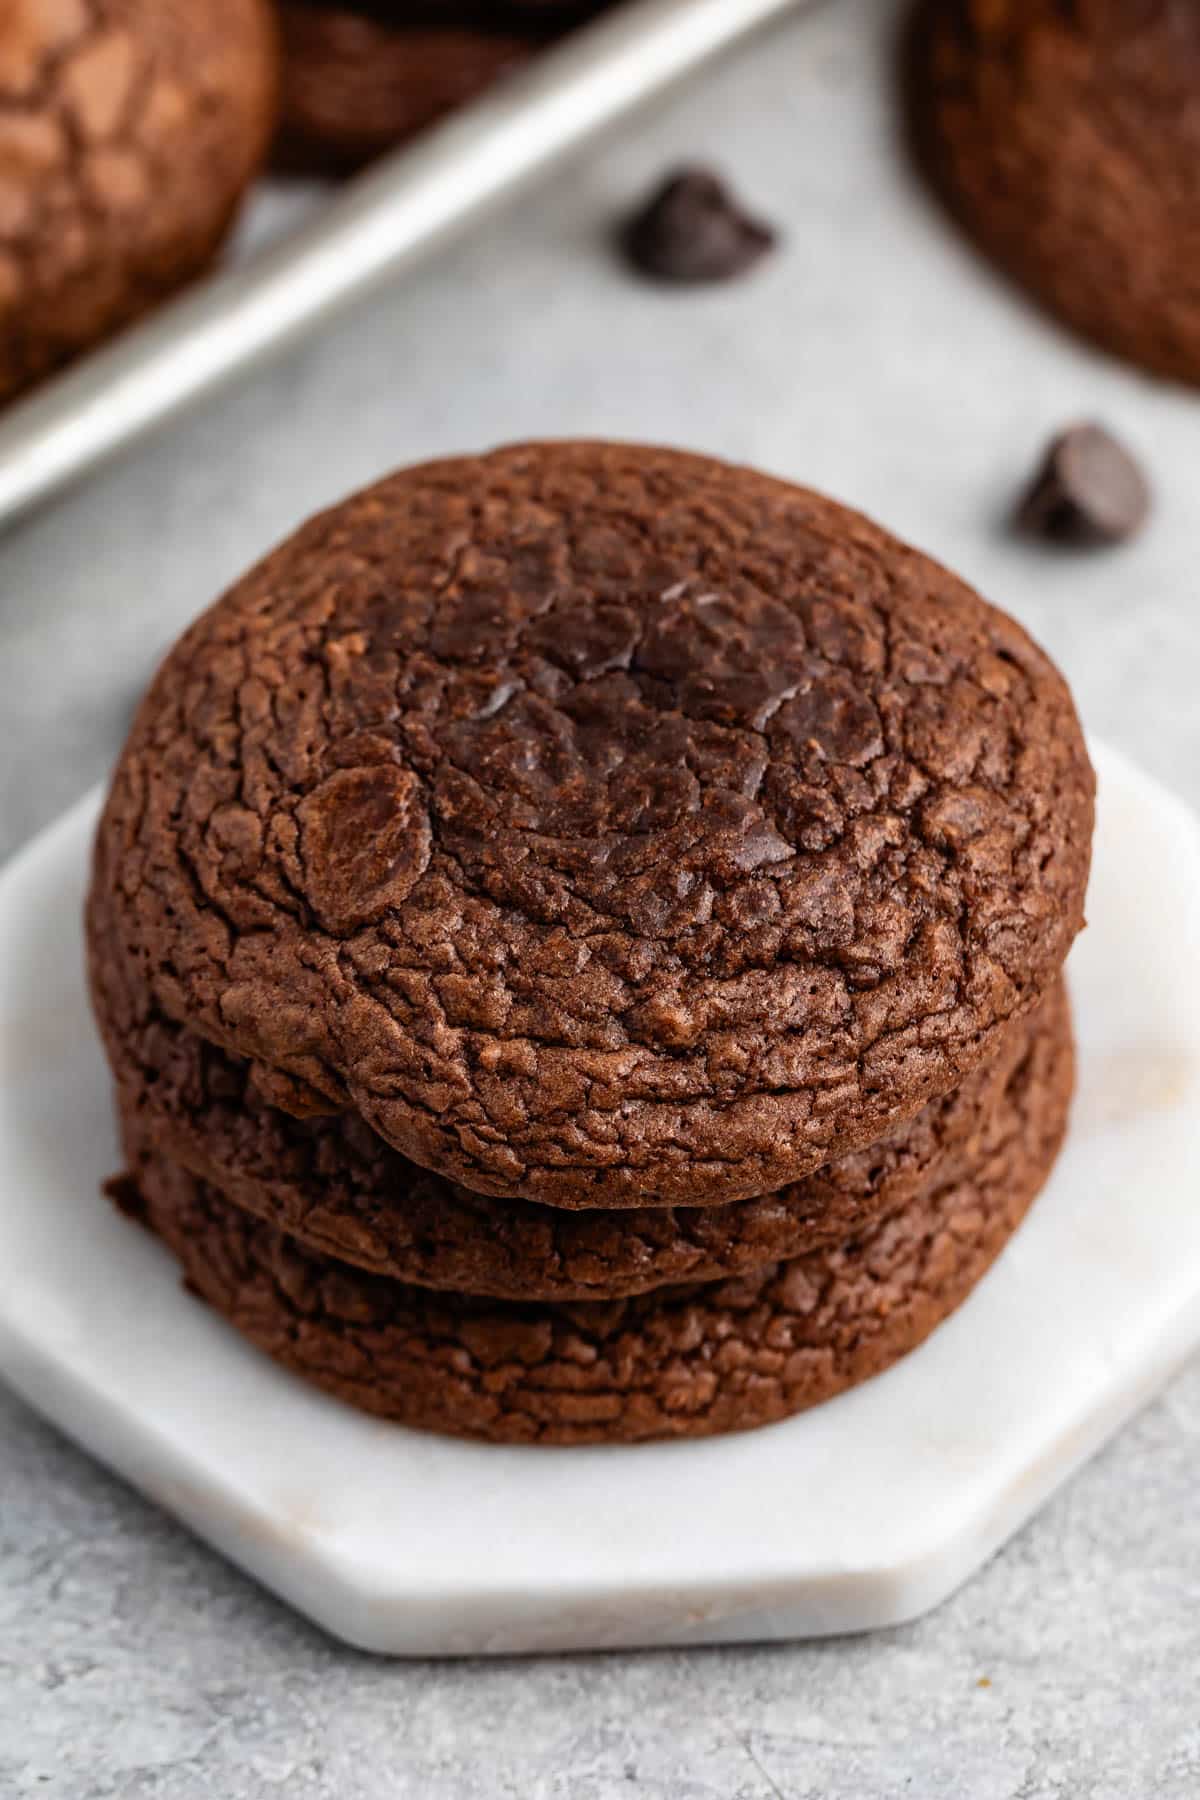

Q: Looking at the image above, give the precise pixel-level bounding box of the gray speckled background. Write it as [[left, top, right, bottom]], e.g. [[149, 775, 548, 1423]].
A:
[[3, 2, 1200, 1794]]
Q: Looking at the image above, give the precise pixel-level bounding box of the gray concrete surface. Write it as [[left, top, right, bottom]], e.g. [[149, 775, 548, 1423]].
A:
[[3, 0, 1200, 1793]]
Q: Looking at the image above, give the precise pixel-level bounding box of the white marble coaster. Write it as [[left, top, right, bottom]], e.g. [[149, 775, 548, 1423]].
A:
[[1, 740, 1198, 1656]]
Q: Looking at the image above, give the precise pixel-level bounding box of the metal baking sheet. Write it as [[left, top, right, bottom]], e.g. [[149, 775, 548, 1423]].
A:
[[0, 0, 812, 531]]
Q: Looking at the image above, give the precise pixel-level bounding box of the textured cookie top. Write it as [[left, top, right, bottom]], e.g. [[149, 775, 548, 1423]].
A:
[[92, 442, 1094, 1207], [909, 0, 1200, 385], [0, 0, 278, 400]]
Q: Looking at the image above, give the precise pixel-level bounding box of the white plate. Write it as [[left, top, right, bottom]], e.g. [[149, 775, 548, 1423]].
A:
[[1, 740, 1198, 1656]]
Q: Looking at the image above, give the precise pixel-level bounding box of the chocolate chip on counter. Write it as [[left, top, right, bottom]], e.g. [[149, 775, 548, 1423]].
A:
[[1016, 424, 1150, 545], [621, 167, 777, 283]]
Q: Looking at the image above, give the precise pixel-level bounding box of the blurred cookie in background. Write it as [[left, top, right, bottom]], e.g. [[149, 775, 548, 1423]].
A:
[[277, 1, 613, 172], [907, 0, 1200, 386], [0, 0, 278, 402]]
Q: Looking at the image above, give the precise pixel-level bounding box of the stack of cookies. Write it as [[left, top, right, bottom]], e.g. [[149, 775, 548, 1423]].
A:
[[87, 442, 1094, 1444]]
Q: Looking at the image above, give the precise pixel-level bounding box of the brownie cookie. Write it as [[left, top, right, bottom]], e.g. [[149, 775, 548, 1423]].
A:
[[100, 938, 1068, 1296], [112, 991, 1073, 1444], [89, 442, 1094, 1210], [0, 0, 278, 403], [908, 0, 1200, 385], [277, 4, 540, 170]]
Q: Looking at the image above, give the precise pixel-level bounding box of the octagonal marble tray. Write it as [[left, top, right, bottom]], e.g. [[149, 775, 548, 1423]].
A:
[[1, 739, 1198, 1656]]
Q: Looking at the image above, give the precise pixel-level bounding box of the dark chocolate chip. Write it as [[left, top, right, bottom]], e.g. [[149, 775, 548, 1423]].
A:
[[1016, 423, 1150, 545], [621, 167, 777, 284], [102, 1172, 145, 1223]]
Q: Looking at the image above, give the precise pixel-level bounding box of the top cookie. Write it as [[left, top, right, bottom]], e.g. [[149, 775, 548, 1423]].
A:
[[90, 442, 1094, 1208], [908, 0, 1200, 386]]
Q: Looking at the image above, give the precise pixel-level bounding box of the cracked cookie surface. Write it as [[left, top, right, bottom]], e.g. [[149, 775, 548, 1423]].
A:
[[113, 986, 1073, 1443], [100, 948, 1067, 1297], [88, 441, 1094, 1210], [0, 0, 278, 401], [908, 0, 1200, 386]]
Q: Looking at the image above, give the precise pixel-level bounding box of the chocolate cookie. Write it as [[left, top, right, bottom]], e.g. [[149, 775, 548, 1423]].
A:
[[99, 936, 1068, 1296], [277, 4, 540, 170], [0, 0, 278, 403], [89, 442, 1094, 1210], [908, 0, 1200, 385], [112, 989, 1073, 1444]]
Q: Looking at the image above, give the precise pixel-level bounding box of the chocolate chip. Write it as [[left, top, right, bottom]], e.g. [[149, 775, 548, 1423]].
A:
[[621, 167, 777, 283], [1016, 424, 1150, 545]]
